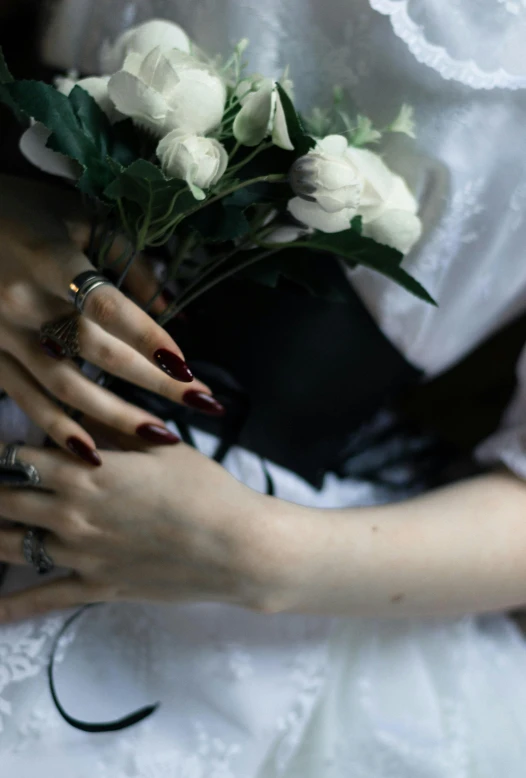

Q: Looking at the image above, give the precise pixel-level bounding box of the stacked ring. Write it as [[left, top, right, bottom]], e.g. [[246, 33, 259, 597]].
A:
[[68, 271, 114, 314]]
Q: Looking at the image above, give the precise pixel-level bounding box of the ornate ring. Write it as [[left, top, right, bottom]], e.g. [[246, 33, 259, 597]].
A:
[[22, 527, 55, 575], [0, 444, 41, 489], [40, 313, 81, 360], [68, 271, 114, 314]]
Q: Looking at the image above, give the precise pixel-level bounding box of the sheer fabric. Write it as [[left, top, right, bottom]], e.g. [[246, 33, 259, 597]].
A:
[[2, 1, 526, 775]]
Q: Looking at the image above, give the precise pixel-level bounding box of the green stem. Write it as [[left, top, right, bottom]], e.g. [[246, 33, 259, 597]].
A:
[[144, 173, 287, 247], [227, 142, 273, 175], [116, 249, 138, 290], [158, 247, 282, 326], [229, 140, 242, 161]]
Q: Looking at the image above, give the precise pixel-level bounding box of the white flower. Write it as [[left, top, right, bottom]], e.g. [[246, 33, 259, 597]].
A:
[[264, 224, 313, 244], [55, 75, 123, 124], [19, 122, 80, 180], [157, 131, 228, 200], [288, 135, 421, 253], [100, 19, 191, 73], [233, 76, 294, 151], [108, 48, 226, 137]]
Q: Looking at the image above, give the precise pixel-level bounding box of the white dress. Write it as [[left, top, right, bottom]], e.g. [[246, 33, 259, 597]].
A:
[[3, 1, 526, 775]]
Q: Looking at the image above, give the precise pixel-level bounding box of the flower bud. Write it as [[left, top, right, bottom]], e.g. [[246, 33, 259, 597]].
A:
[[157, 132, 228, 199]]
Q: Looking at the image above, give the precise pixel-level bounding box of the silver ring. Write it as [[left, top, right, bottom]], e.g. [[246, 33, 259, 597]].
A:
[[68, 271, 114, 314], [40, 313, 81, 360], [0, 444, 41, 489], [22, 528, 55, 575]]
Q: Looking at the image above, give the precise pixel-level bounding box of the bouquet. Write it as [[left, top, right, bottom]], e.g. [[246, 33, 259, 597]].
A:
[[0, 18, 433, 323]]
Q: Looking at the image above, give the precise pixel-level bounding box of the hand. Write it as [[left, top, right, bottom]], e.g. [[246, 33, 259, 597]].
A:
[[0, 441, 287, 622], [0, 175, 224, 465]]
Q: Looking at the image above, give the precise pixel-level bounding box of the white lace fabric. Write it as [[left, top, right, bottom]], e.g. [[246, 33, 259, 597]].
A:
[[7, 1, 526, 776], [370, 0, 526, 89]]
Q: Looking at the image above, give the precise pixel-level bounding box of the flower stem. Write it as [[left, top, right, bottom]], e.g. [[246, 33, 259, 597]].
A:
[[158, 247, 282, 325], [227, 141, 273, 175]]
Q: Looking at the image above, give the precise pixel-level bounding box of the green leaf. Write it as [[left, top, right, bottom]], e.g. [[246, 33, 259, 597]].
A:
[[188, 202, 251, 243], [0, 48, 26, 122], [306, 229, 436, 305], [0, 47, 13, 84], [275, 83, 316, 157], [240, 250, 352, 302], [68, 85, 111, 156], [350, 216, 363, 235]]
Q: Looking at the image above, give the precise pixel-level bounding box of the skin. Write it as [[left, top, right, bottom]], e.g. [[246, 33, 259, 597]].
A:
[[1, 177, 526, 623], [0, 445, 525, 623], [0, 175, 213, 459]]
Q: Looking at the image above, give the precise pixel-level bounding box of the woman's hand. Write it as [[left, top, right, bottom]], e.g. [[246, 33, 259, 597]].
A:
[[0, 441, 288, 622], [0, 175, 224, 465]]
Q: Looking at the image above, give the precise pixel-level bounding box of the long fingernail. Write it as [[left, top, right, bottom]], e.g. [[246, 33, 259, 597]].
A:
[[136, 424, 181, 445], [40, 337, 66, 360], [67, 437, 102, 467], [154, 349, 193, 383], [183, 391, 226, 417]]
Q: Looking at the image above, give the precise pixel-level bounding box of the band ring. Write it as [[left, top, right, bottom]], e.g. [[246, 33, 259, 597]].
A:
[[0, 444, 41, 489], [40, 313, 81, 360], [22, 528, 55, 575], [68, 271, 114, 314]]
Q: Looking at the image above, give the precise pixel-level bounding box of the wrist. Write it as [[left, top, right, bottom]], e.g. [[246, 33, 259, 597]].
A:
[[238, 494, 336, 614]]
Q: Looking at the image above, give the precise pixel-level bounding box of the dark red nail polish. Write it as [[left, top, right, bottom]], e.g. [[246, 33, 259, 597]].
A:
[[136, 424, 181, 445], [154, 349, 193, 383], [40, 337, 66, 360], [67, 437, 102, 467], [183, 391, 226, 417]]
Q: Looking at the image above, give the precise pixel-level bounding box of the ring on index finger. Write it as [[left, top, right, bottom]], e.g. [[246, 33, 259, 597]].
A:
[[68, 271, 115, 314]]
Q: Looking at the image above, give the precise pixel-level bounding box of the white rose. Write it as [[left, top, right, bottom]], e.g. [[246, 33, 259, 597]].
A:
[[100, 19, 191, 73], [157, 131, 228, 200], [108, 48, 226, 137], [233, 76, 294, 151], [288, 135, 422, 253], [55, 75, 123, 124]]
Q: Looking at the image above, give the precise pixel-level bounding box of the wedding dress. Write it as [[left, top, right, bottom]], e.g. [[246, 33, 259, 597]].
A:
[[3, 1, 526, 775]]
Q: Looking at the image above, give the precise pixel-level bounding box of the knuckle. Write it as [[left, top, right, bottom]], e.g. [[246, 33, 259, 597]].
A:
[[50, 375, 74, 404], [137, 326, 158, 355], [93, 342, 125, 373], [88, 292, 118, 326]]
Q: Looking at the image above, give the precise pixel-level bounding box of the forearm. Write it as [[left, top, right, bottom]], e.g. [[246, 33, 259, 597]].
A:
[[265, 471, 526, 618]]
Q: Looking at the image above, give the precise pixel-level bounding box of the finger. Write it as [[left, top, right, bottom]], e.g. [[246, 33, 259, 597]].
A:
[[78, 319, 214, 408], [0, 576, 91, 623], [45, 250, 194, 384], [13, 335, 184, 445], [0, 352, 102, 466], [0, 442, 71, 496], [0, 527, 70, 567]]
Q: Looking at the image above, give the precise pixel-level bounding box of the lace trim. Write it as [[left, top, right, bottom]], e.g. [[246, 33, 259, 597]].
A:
[[369, 0, 526, 90]]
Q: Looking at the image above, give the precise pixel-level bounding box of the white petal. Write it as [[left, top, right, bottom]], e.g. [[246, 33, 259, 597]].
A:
[[233, 79, 273, 146], [363, 209, 422, 253], [345, 146, 395, 219], [316, 135, 348, 156], [19, 123, 80, 180], [288, 197, 355, 233], [384, 174, 419, 214], [108, 71, 168, 135], [272, 93, 294, 151]]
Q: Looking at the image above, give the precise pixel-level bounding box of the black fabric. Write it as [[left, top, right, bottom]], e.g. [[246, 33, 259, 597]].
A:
[[114, 257, 422, 488]]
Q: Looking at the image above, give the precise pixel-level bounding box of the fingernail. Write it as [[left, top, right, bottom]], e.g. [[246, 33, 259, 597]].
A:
[[67, 437, 102, 467], [154, 349, 194, 383], [136, 424, 181, 445], [40, 337, 66, 360], [183, 391, 226, 417]]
